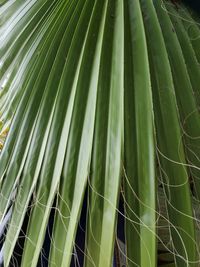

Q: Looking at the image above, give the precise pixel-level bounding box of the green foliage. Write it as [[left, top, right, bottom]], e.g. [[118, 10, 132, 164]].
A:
[[0, 0, 200, 266]]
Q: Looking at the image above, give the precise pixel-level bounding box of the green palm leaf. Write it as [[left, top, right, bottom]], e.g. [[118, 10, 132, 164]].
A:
[[0, 0, 200, 266]]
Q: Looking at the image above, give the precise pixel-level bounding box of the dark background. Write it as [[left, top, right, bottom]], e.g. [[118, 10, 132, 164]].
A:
[[181, 0, 200, 13]]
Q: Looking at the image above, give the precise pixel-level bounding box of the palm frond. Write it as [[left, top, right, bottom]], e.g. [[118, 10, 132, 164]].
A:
[[0, 0, 200, 266]]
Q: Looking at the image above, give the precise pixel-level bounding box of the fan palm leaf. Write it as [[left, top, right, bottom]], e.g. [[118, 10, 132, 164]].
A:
[[0, 0, 200, 266]]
